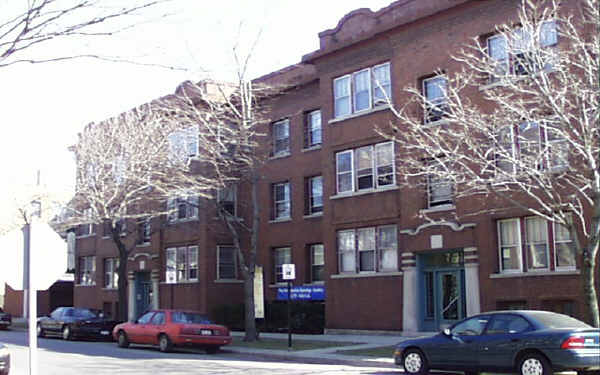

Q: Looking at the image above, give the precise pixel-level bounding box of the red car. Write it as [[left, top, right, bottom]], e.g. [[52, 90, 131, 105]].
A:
[[112, 309, 231, 353]]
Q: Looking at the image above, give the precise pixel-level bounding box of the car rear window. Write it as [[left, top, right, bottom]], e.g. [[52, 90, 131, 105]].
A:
[[529, 312, 591, 329], [171, 312, 213, 324]]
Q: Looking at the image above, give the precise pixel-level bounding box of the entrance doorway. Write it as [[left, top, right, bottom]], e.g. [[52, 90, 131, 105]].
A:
[[134, 272, 152, 318], [420, 251, 466, 331]]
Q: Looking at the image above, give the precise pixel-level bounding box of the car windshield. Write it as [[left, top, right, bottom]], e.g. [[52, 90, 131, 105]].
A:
[[65, 308, 97, 319], [171, 312, 213, 324], [528, 312, 591, 329]]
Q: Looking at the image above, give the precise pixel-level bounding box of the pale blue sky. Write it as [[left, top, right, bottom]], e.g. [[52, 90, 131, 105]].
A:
[[0, 0, 393, 201]]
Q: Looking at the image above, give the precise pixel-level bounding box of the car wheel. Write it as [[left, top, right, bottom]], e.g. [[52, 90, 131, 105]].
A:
[[117, 331, 129, 348], [403, 348, 429, 375], [62, 325, 72, 340], [158, 334, 172, 353], [36, 324, 45, 338], [518, 353, 552, 375], [206, 346, 219, 354]]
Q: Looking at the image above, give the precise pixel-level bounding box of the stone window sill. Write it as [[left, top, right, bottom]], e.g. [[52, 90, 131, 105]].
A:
[[330, 185, 398, 200], [269, 217, 292, 224], [269, 152, 291, 161], [214, 279, 244, 284], [420, 204, 456, 214], [331, 271, 403, 279], [303, 212, 323, 219], [302, 145, 322, 153], [328, 104, 390, 125], [490, 270, 579, 279]]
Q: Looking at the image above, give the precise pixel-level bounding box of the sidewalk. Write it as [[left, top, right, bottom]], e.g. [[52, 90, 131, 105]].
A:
[[227, 331, 434, 368]]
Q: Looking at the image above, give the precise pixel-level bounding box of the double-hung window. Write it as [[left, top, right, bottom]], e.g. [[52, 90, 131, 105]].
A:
[[423, 75, 448, 124], [217, 185, 237, 216], [165, 246, 198, 283], [306, 176, 323, 215], [495, 125, 518, 177], [272, 119, 290, 156], [427, 159, 453, 208], [167, 195, 199, 222], [217, 245, 237, 280], [104, 258, 119, 289], [554, 221, 576, 269], [498, 219, 523, 272], [273, 247, 291, 284], [273, 182, 291, 220], [335, 141, 395, 194], [78, 256, 96, 285], [525, 217, 549, 270], [136, 218, 151, 245], [337, 225, 398, 274], [168, 125, 199, 162], [333, 62, 391, 118], [304, 110, 322, 148], [78, 208, 94, 237], [310, 244, 325, 283]]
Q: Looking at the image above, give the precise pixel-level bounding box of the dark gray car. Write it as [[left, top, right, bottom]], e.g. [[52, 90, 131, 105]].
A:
[[394, 310, 600, 375], [0, 344, 9, 375]]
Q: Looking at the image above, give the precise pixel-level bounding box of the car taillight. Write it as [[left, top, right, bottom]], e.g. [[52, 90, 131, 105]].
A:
[[561, 336, 585, 349]]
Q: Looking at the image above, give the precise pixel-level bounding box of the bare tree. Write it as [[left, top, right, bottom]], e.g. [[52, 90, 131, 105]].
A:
[[381, 0, 600, 326], [0, 0, 173, 68], [66, 101, 219, 321]]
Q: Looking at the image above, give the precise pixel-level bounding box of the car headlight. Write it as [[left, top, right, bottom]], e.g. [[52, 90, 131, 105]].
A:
[[0, 347, 9, 357]]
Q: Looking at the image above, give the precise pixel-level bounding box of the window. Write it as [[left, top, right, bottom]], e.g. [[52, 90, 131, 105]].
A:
[[104, 258, 119, 289], [78, 256, 96, 285], [165, 246, 198, 283], [333, 62, 391, 118], [306, 176, 323, 215], [78, 208, 94, 237], [273, 247, 291, 284], [137, 218, 151, 245], [487, 20, 557, 81], [498, 217, 576, 273], [272, 119, 290, 156], [427, 159, 453, 208], [168, 125, 199, 162], [335, 142, 395, 194], [310, 244, 325, 283], [423, 75, 448, 123], [545, 122, 568, 170], [451, 315, 490, 336], [217, 185, 236, 216], [304, 110, 322, 148], [498, 219, 522, 272], [167, 195, 199, 222], [554, 221, 576, 269], [272, 182, 291, 220], [337, 225, 398, 274], [217, 245, 237, 280], [150, 311, 165, 325], [487, 314, 531, 334], [525, 217, 549, 270]]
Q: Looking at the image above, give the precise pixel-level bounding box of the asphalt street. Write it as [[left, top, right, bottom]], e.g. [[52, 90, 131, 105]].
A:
[[0, 329, 403, 375]]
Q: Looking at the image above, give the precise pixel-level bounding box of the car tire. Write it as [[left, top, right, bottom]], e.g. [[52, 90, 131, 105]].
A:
[[402, 348, 429, 375], [158, 334, 172, 353], [36, 324, 45, 338], [206, 346, 219, 354], [62, 325, 73, 340], [117, 331, 129, 348], [518, 352, 552, 375]]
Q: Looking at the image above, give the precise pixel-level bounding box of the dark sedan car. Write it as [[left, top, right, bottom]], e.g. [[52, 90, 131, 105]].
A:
[[37, 307, 119, 341], [0, 344, 9, 375], [0, 309, 10, 330], [394, 310, 600, 375]]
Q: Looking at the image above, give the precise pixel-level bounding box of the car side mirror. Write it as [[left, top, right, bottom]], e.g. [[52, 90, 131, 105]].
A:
[[443, 328, 452, 336]]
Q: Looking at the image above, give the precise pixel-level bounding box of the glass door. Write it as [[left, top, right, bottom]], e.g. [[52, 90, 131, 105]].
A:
[[437, 270, 464, 329]]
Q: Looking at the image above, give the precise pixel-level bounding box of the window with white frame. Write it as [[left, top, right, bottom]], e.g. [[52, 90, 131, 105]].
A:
[[304, 110, 322, 148], [333, 62, 391, 118], [423, 75, 448, 124], [306, 176, 323, 215], [78, 256, 96, 285], [337, 225, 398, 274], [427, 159, 453, 208], [498, 219, 522, 272], [136, 218, 151, 245], [487, 20, 557, 81], [78, 208, 94, 237], [498, 216, 576, 273], [272, 119, 290, 156], [272, 182, 291, 220], [310, 244, 325, 283], [168, 125, 199, 162], [217, 246, 237, 280], [525, 217, 549, 270], [165, 246, 198, 283], [273, 247, 291, 284], [217, 185, 236, 216], [335, 142, 395, 194], [554, 221, 576, 269], [167, 195, 199, 222], [104, 258, 119, 289]]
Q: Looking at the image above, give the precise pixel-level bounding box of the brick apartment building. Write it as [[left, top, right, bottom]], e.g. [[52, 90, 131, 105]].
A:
[[72, 0, 598, 332]]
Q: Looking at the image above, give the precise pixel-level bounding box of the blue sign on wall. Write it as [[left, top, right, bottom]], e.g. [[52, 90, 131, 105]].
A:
[[277, 285, 326, 301]]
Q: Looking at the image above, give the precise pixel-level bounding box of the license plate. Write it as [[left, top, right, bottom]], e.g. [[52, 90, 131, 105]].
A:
[[101, 330, 109, 335], [200, 330, 212, 335]]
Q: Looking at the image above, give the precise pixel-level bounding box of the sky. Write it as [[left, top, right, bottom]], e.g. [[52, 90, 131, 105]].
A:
[[0, 0, 393, 208]]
